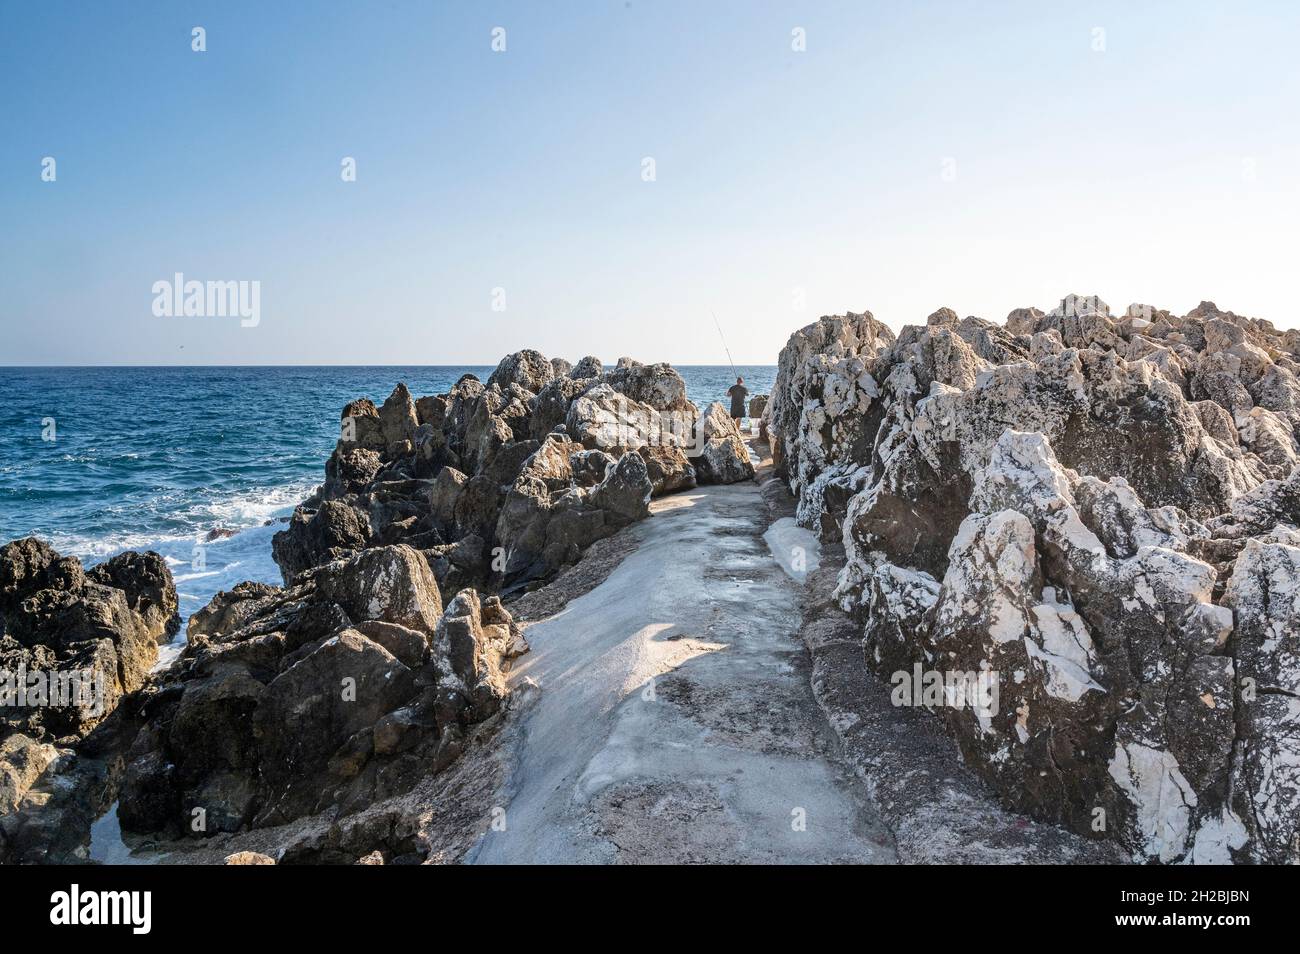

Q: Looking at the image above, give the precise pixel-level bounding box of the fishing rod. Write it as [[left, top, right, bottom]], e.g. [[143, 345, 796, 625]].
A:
[[710, 309, 738, 377]]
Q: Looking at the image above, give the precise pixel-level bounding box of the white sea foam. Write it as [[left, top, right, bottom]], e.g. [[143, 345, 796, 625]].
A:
[[153, 519, 288, 671], [40, 483, 310, 673]]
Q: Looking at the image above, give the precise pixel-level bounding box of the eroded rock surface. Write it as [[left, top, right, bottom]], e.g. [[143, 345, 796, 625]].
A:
[[115, 544, 527, 837], [106, 351, 721, 850], [273, 351, 742, 596], [0, 538, 179, 862], [769, 295, 1300, 864]]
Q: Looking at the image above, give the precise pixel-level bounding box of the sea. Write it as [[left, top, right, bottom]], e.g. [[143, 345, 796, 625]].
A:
[[0, 365, 775, 662]]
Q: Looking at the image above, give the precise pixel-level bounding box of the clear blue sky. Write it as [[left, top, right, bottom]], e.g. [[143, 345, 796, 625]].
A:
[[3, 1, 1298, 365]]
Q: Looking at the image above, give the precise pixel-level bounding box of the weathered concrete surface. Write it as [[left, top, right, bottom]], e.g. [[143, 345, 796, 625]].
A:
[[470, 474, 895, 864]]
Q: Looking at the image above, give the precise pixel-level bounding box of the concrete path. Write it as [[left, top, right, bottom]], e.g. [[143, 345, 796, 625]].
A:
[[469, 478, 896, 864]]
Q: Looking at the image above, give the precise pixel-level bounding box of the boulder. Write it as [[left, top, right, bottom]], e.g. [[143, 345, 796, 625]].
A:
[[378, 384, 419, 454], [427, 466, 468, 525], [636, 445, 697, 496], [604, 360, 693, 412], [0, 538, 169, 706], [566, 384, 663, 452], [765, 310, 896, 486], [428, 590, 508, 725], [688, 403, 755, 485], [339, 398, 385, 452], [253, 630, 416, 824], [492, 436, 651, 584], [530, 375, 595, 440], [570, 356, 603, 379], [88, 550, 180, 643], [590, 451, 653, 522], [0, 537, 59, 612], [0, 734, 60, 815], [272, 499, 371, 584], [314, 545, 443, 636], [323, 447, 383, 499], [487, 350, 554, 395]]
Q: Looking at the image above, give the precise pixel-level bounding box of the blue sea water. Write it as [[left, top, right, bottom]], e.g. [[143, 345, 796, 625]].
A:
[[0, 365, 775, 659]]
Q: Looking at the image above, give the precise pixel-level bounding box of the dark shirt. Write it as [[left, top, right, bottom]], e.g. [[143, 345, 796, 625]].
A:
[[727, 384, 749, 417]]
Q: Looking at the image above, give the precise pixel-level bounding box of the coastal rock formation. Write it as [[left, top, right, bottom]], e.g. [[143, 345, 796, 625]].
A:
[[0, 538, 179, 860], [690, 402, 756, 484], [124, 354, 681, 845], [766, 311, 897, 538], [769, 295, 1300, 864], [636, 444, 696, 496], [105, 350, 748, 850], [493, 435, 651, 580], [116, 544, 526, 836], [273, 351, 749, 593], [0, 539, 178, 740]]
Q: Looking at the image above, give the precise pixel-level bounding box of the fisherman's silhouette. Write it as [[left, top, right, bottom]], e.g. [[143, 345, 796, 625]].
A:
[[727, 376, 749, 421]]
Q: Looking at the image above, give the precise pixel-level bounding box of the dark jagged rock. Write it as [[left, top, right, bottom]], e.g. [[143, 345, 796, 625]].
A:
[[493, 435, 651, 583], [0, 539, 176, 699], [115, 544, 525, 836], [271, 499, 371, 583], [570, 355, 603, 379], [0, 538, 180, 861], [274, 350, 703, 591], [112, 348, 700, 847], [530, 375, 597, 440]]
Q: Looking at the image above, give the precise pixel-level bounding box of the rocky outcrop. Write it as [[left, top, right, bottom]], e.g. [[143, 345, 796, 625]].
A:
[[0, 538, 179, 860], [688, 403, 756, 485], [4, 350, 754, 863], [111, 350, 703, 846], [115, 544, 527, 836], [636, 445, 696, 496], [0, 539, 177, 741], [771, 295, 1300, 864], [86, 551, 181, 644], [273, 350, 732, 594], [493, 436, 651, 581], [765, 311, 897, 538]]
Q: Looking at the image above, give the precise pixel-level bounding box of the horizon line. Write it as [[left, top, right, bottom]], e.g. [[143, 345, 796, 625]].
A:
[[0, 362, 779, 370]]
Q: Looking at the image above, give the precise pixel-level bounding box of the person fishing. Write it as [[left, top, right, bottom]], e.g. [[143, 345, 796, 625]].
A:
[[711, 310, 748, 422], [727, 376, 749, 421]]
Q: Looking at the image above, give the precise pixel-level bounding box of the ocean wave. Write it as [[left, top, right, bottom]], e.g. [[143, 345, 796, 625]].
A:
[[45, 480, 315, 563]]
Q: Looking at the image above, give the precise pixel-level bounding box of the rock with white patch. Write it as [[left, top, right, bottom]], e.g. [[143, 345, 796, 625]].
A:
[[773, 295, 1300, 863]]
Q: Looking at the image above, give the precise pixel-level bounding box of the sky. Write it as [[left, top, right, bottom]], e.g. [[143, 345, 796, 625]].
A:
[[2, 0, 1298, 366]]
